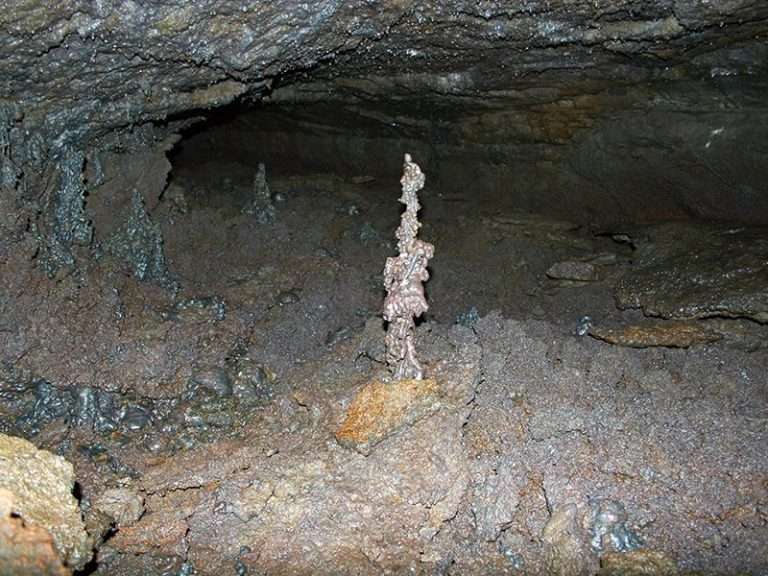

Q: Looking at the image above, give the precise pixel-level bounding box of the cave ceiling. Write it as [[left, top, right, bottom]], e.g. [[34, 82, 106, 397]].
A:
[[1, 0, 767, 146]]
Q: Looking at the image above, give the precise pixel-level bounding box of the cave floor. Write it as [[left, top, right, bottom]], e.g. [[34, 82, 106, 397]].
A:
[[1, 160, 767, 575]]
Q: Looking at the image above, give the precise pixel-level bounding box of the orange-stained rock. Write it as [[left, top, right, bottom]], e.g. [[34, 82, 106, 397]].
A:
[[0, 489, 69, 576], [336, 378, 441, 455], [589, 320, 721, 348]]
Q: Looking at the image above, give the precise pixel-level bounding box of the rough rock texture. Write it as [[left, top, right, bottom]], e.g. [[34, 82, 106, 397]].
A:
[[599, 549, 679, 576], [0, 434, 91, 571], [1, 0, 768, 231], [0, 489, 70, 576], [3, 0, 767, 141], [615, 224, 768, 322], [335, 378, 441, 455], [588, 319, 722, 348], [96, 324, 481, 576], [25, 309, 757, 575], [1, 3, 768, 573], [91, 488, 145, 529], [542, 504, 598, 576], [462, 312, 767, 575]]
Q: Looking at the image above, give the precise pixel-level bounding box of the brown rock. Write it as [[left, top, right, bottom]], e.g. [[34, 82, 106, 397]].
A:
[[614, 224, 768, 323], [0, 488, 69, 576], [335, 378, 441, 455], [589, 320, 722, 348], [542, 504, 598, 576], [91, 488, 145, 528], [599, 549, 678, 576], [107, 515, 188, 557]]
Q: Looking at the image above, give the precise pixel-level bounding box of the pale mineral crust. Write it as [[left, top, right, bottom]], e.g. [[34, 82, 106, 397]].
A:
[[383, 154, 434, 381]]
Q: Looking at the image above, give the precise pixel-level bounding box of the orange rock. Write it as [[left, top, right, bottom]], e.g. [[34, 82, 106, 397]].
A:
[[336, 379, 441, 455], [0, 489, 69, 576], [589, 320, 721, 348]]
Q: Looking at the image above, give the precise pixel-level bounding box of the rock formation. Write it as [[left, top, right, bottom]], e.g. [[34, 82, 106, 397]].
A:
[[383, 154, 434, 381]]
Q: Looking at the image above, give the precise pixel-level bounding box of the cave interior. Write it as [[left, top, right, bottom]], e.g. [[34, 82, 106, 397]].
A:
[[0, 2, 767, 575]]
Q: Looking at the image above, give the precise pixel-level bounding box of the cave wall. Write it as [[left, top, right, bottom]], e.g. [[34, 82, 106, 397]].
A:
[[1, 0, 768, 272], [175, 72, 768, 226]]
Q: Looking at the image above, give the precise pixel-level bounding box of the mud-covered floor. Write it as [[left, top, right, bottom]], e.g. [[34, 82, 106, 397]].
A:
[[1, 122, 767, 575]]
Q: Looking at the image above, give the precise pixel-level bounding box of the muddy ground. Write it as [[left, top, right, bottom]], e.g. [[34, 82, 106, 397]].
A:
[[1, 148, 767, 575]]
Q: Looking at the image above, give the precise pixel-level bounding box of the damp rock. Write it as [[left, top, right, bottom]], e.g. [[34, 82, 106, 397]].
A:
[[187, 366, 233, 399], [590, 499, 643, 553], [103, 189, 178, 291], [93, 391, 122, 434], [242, 162, 276, 224], [0, 433, 92, 570], [455, 306, 480, 327], [72, 386, 97, 429], [232, 360, 275, 405], [163, 296, 226, 323], [38, 148, 93, 276], [17, 380, 75, 434], [143, 435, 165, 453], [575, 315, 593, 336], [92, 487, 145, 528], [0, 361, 32, 396], [546, 260, 598, 282], [17, 382, 124, 435], [182, 399, 235, 430], [120, 404, 152, 432], [0, 107, 22, 190], [276, 290, 300, 306]]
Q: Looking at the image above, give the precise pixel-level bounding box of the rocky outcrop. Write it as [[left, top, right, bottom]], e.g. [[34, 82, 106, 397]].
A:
[[0, 434, 91, 572], [2, 1, 767, 152]]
